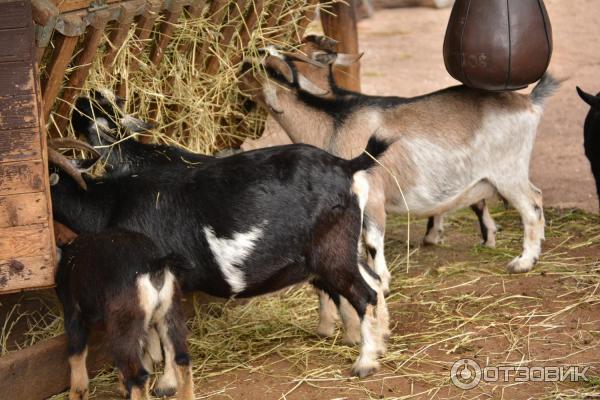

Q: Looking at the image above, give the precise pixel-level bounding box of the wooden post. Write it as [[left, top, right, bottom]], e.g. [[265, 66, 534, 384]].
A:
[[320, 0, 361, 91]]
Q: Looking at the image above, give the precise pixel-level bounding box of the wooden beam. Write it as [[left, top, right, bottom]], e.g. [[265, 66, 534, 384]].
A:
[[41, 33, 78, 119], [321, 0, 361, 91], [0, 333, 110, 400], [204, 0, 246, 75], [49, 12, 111, 137], [149, 0, 184, 65], [103, 4, 138, 68], [194, 0, 228, 69]]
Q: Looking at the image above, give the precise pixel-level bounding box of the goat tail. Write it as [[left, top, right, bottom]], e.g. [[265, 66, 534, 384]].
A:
[[530, 73, 561, 106], [348, 134, 392, 173]]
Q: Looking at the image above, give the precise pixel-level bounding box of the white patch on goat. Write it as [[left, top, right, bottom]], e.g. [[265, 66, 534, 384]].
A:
[[137, 274, 160, 327], [316, 290, 338, 337], [94, 117, 112, 133], [203, 224, 264, 294], [352, 171, 370, 236]]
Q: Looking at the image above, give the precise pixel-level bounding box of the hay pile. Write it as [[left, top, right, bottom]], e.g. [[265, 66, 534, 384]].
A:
[[47, 0, 320, 155]]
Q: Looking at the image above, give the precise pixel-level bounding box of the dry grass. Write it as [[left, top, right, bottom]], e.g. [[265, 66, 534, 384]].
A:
[[38, 205, 600, 399], [46, 0, 320, 155]]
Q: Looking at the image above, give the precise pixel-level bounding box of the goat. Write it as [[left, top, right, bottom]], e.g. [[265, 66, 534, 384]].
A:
[[56, 229, 193, 400], [50, 133, 391, 378], [240, 48, 559, 287], [244, 36, 498, 250], [70, 90, 212, 178], [577, 87, 600, 209]]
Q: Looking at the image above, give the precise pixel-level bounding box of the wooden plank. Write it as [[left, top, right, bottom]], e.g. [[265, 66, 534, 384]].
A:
[[0, 192, 47, 228], [0, 27, 32, 63], [0, 224, 52, 260], [149, 0, 185, 65], [49, 13, 111, 137], [0, 94, 38, 130], [264, 0, 286, 36], [127, 2, 162, 73], [0, 61, 35, 97], [205, 0, 246, 75], [0, 161, 45, 196], [0, 0, 29, 29], [0, 333, 111, 400], [41, 33, 78, 119], [0, 128, 41, 163], [321, 0, 361, 91], [0, 254, 54, 292], [194, 0, 228, 69], [103, 4, 137, 68]]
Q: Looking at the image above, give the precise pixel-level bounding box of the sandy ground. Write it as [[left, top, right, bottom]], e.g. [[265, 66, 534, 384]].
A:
[[359, 0, 600, 213]]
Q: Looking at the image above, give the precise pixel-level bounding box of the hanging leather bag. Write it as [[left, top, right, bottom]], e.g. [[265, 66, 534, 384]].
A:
[[443, 0, 553, 91]]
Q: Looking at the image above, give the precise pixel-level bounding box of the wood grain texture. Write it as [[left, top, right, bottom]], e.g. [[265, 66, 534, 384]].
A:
[[0, 192, 47, 228], [0, 61, 35, 97], [149, 0, 185, 65], [0, 94, 38, 130], [205, 0, 246, 75], [49, 14, 110, 137], [0, 27, 31, 63], [0, 160, 45, 196], [0, 332, 111, 400], [41, 33, 78, 118], [0, 224, 52, 260], [0, 254, 54, 292], [0, 0, 28, 29], [103, 4, 137, 68], [0, 128, 41, 163]]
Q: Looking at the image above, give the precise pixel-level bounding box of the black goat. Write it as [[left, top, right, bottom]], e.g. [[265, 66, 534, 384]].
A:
[[51, 133, 391, 378], [56, 229, 193, 400], [71, 90, 211, 177], [577, 87, 600, 209]]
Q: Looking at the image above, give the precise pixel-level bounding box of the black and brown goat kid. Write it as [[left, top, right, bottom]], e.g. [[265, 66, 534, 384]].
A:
[[51, 131, 391, 378], [56, 229, 193, 400], [577, 87, 600, 209]]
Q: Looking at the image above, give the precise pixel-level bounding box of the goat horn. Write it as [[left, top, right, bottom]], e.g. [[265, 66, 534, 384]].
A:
[[47, 147, 88, 191], [280, 51, 326, 68], [49, 138, 101, 158]]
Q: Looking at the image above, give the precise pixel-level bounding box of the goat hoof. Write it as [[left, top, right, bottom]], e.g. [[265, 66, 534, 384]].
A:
[[423, 236, 442, 246], [483, 239, 496, 248], [342, 333, 361, 346], [316, 323, 336, 338], [153, 385, 177, 398], [351, 360, 380, 378], [507, 257, 535, 274], [69, 387, 89, 400]]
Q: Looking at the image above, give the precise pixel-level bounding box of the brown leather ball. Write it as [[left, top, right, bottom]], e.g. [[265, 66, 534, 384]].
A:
[[443, 0, 553, 91]]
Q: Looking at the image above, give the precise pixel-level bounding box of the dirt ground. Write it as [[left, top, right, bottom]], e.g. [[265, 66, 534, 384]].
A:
[[359, 0, 600, 213]]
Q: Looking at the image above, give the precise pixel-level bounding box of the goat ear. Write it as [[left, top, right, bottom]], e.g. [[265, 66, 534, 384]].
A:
[[120, 115, 155, 133], [266, 57, 294, 83], [298, 73, 330, 96], [577, 87, 600, 109], [264, 85, 284, 114], [334, 52, 364, 67]]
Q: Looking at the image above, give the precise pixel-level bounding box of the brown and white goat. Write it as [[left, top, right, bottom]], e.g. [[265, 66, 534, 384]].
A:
[[241, 46, 559, 292], [56, 229, 194, 400], [241, 37, 498, 288]]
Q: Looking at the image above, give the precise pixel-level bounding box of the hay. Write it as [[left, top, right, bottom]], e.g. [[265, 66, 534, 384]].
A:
[[39, 205, 600, 398], [46, 0, 321, 155]]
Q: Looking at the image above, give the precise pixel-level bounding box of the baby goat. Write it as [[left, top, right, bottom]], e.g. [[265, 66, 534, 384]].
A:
[[56, 229, 193, 400], [241, 49, 559, 285], [577, 87, 600, 209]]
